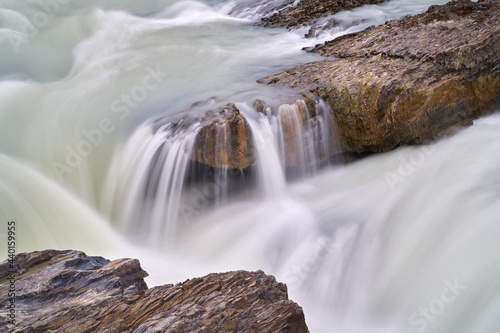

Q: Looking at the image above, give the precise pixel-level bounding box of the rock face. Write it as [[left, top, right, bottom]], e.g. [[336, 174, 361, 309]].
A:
[[191, 104, 254, 170], [259, 0, 500, 155], [258, 0, 385, 29], [0, 250, 309, 333]]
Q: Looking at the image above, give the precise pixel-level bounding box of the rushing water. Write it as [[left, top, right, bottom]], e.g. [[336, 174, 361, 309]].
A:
[[1, 0, 499, 332]]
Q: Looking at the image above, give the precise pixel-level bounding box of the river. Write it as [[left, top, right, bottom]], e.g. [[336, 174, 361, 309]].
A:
[[1, 0, 499, 332]]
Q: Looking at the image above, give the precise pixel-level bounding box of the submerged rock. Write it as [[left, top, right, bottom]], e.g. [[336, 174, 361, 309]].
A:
[[259, 0, 500, 155], [258, 0, 385, 29], [0, 250, 309, 332]]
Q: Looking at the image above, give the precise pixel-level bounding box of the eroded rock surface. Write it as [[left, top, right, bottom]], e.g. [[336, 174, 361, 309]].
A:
[[258, 0, 385, 29], [259, 0, 500, 154], [0, 250, 308, 333]]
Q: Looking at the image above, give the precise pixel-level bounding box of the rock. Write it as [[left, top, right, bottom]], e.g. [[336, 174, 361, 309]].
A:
[[276, 99, 342, 166], [253, 99, 271, 115], [0, 250, 309, 332], [258, 0, 500, 155], [258, 0, 385, 29], [191, 103, 255, 169], [188, 99, 342, 170]]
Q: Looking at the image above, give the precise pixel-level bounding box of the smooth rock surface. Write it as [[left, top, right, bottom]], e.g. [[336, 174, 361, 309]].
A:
[[191, 103, 255, 170], [259, 0, 500, 155], [0, 250, 309, 333]]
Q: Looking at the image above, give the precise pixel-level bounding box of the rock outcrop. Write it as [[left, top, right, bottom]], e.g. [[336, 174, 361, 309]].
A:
[[0, 250, 309, 333], [164, 0, 499, 171], [258, 0, 500, 155], [258, 0, 385, 29]]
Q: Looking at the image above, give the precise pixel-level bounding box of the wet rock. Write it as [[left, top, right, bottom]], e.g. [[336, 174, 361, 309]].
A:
[[189, 99, 343, 170], [0, 250, 309, 333], [191, 103, 255, 169], [258, 0, 385, 29], [304, 18, 340, 38], [258, 0, 500, 155], [276, 100, 340, 166], [253, 99, 271, 115]]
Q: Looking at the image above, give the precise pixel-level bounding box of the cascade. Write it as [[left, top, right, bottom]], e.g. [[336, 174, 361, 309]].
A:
[[1, 0, 498, 332], [102, 98, 337, 246]]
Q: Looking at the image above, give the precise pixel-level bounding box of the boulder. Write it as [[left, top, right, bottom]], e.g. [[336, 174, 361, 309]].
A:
[[191, 104, 254, 170], [0, 250, 309, 333], [258, 0, 500, 155]]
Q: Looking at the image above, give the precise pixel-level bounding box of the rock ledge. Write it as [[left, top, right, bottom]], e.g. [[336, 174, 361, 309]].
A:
[[0, 250, 309, 333], [259, 0, 500, 155]]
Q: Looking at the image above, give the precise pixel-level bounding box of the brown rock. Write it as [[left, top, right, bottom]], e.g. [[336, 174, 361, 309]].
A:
[[277, 100, 341, 165], [191, 103, 255, 169], [0, 250, 309, 333], [258, 0, 385, 29], [253, 99, 271, 115], [258, 0, 500, 155]]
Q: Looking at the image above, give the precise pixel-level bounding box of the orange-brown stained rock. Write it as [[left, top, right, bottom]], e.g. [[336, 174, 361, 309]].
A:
[[177, 1, 499, 170], [259, 0, 500, 156], [278, 101, 306, 166], [0, 250, 309, 333], [191, 103, 255, 169]]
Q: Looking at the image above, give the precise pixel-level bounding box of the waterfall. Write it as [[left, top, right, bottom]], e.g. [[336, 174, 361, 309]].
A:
[[101, 119, 201, 248], [101, 97, 338, 246], [1, 0, 498, 332]]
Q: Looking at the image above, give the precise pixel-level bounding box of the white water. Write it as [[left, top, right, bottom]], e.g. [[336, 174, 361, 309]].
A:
[[1, 0, 499, 332]]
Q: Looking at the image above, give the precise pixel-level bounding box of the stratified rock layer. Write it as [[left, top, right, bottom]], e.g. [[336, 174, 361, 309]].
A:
[[259, 0, 500, 155], [0, 250, 309, 333], [258, 0, 385, 29]]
